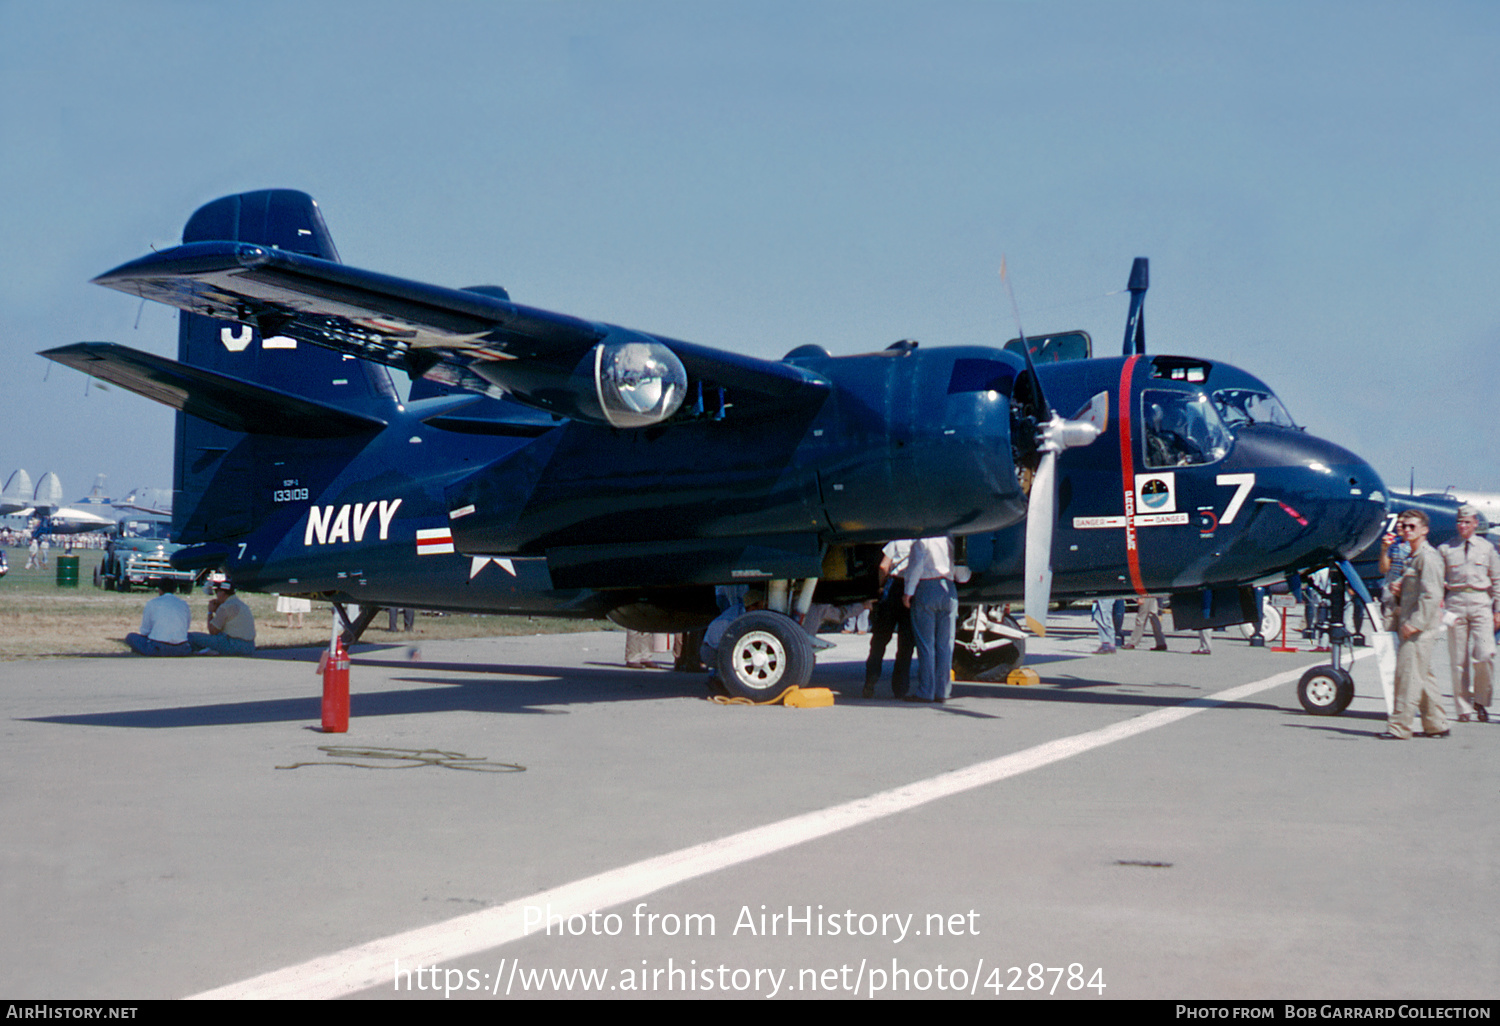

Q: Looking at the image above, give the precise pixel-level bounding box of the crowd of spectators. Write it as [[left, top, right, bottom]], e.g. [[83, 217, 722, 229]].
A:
[[0, 528, 112, 549]]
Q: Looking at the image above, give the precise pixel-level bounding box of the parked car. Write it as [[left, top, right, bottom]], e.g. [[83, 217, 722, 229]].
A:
[[94, 517, 194, 592]]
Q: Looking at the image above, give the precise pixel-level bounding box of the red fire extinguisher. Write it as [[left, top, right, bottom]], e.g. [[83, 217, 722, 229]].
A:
[[321, 635, 350, 733]]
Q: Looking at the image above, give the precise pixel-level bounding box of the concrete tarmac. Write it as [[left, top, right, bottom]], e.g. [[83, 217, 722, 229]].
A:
[[2, 613, 1495, 1000]]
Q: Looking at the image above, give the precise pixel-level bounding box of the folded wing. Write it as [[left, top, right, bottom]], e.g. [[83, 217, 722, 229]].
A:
[[92, 243, 828, 427]]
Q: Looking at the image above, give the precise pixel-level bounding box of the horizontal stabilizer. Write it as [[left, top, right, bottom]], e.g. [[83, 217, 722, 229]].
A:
[[41, 343, 386, 438]]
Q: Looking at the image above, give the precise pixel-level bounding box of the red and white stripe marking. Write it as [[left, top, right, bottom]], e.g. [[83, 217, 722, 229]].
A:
[[415, 528, 454, 555]]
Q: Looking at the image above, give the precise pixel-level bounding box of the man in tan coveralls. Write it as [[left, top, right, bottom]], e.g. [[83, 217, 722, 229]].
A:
[[1380, 510, 1450, 740], [1439, 505, 1500, 723]]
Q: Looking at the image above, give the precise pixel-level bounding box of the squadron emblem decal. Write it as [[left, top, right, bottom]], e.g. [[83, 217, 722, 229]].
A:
[[1073, 472, 1188, 529]]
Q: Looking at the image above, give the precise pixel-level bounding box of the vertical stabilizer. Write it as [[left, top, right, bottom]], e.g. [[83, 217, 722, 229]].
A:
[[172, 190, 397, 544], [1, 469, 34, 514], [33, 472, 65, 513]]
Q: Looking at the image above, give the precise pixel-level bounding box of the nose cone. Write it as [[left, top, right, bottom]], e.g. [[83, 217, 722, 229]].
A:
[[1213, 428, 1387, 579]]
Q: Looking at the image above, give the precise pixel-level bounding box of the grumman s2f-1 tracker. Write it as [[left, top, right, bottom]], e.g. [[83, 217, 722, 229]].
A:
[[45, 190, 1387, 699]]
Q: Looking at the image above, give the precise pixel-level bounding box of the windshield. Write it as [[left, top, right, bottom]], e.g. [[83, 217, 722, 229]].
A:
[[120, 519, 172, 540], [1142, 389, 1232, 468], [1212, 388, 1297, 430]]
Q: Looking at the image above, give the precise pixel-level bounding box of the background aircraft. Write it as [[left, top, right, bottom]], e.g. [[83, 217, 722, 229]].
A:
[[0, 469, 117, 535], [45, 190, 1386, 697], [0, 470, 33, 516], [1407, 487, 1500, 540], [111, 487, 173, 518]]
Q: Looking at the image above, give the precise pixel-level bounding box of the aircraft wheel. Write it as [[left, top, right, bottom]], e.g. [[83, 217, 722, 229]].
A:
[[1297, 665, 1354, 716], [1240, 605, 1282, 640], [953, 608, 1026, 681], [717, 611, 814, 700]]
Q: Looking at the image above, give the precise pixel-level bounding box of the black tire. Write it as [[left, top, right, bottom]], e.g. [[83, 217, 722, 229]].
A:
[[1297, 665, 1354, 716], [116, 576, 130, 593], [93, 562, 103, 588], [952, 607, 1026, 681], [716, 610, 815, 700]]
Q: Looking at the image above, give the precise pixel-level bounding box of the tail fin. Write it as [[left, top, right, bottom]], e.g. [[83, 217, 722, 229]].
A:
[[1, 469, 34, 513], [176, 190, 398, 414], [173, 190, 399, 544], [33, 472, 65, 513]]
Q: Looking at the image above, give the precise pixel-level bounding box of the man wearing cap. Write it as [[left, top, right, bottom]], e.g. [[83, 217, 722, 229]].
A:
[[189, 580, 257, 656], [1380, 510, 1449, 739], [1439, 505, 1500, 722]]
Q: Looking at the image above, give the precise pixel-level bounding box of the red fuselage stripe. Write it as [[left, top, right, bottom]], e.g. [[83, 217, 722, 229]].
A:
[[1117, 355, 1146, 595]]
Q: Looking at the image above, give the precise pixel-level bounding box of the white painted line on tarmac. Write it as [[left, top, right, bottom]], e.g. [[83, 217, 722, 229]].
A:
[[191, 657, 1354, 999]]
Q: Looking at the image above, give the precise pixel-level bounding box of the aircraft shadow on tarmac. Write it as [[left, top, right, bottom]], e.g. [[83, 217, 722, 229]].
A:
[[24, 664, 721, 729], [25, 649, 1293, 729]]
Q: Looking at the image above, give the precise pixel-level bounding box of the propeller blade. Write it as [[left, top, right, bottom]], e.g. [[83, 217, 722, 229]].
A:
[[1024, 449, 1058, 636], [1023, 394, 1109, 636], [1000, 259, 1052, 420], [1001, 262, 1109, 636]]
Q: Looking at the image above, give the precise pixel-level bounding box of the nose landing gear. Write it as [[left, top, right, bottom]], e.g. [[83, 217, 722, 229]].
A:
[[1294, 561, 1372, 716]]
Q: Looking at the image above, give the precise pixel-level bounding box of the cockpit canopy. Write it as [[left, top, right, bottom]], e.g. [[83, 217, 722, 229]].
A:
[[1142, 389, 1232, 468], [1211, 387, 1298, 430]]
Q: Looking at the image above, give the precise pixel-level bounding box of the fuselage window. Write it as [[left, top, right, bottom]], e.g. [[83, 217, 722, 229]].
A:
[[1142, 389, 1231, 468]]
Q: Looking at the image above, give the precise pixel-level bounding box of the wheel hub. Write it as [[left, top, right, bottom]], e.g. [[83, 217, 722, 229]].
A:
[[733, 631, 784, 688]]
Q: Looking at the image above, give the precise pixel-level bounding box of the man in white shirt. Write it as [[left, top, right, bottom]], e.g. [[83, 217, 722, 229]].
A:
[[902, 536, 970, 703], [125, 581, 192, 656]]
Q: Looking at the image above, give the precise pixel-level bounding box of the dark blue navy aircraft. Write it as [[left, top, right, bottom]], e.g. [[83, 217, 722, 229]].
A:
[[45, 190, 1388, 698]]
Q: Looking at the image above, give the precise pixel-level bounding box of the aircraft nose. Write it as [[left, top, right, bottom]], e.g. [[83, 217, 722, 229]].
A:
[[1223, 430, 1388, 573]]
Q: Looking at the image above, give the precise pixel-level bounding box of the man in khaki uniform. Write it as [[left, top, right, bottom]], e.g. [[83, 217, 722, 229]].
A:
[[1439, 505, 1500, 722], [1381, 510, 1450, 740]]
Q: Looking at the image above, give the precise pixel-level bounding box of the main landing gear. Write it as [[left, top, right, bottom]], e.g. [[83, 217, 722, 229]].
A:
[[716, 609, 815, 700], [711, 577, 823, 701]]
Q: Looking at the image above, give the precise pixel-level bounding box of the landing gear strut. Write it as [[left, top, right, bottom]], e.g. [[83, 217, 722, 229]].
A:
[[1295, 563, 1368, 716], [334, 603, 382, 648]]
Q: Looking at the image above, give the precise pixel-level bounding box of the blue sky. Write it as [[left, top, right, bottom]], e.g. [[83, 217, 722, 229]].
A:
[[2, 0, 1496, 503]]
